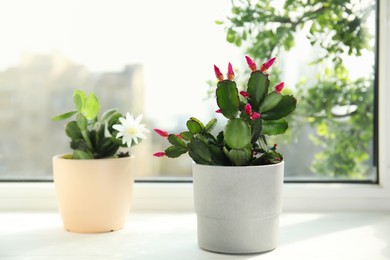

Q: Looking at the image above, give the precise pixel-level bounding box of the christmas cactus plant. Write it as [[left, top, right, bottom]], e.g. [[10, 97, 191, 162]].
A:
[[153, 56, 297, 166], [52, 90, 149, 159]]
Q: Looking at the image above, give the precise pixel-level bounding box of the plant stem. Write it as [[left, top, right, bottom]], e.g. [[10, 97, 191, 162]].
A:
[[81, 130, 94, 153]]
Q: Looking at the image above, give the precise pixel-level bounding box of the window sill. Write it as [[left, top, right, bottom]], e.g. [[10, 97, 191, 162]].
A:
[[0, 210, 389, 259], [1, 181, 390, 212]]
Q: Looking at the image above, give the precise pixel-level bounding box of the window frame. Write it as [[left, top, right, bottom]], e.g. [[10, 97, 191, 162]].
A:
[[0, 0, 389, 212]]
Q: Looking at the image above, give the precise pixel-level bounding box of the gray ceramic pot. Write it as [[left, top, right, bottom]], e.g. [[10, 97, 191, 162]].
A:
[[192, 162, 284, 254]]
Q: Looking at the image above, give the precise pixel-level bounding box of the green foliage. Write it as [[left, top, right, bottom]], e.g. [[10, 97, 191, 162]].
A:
[[52, 90, 129, 159], [221, 0, 375, 177], [216, 80, 240, 119], [222, 0, 374, 64], [247, 71, 269, 110], [300, 70, 374, 178], [155, 58, 296, 166], [224, 118, 251, 149]]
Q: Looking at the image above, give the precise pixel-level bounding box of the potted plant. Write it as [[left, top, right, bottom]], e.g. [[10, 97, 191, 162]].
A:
[[153, 56, 296, 253], [52, 89, 149, 233]]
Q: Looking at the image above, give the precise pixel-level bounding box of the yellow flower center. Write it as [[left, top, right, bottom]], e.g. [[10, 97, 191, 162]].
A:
[[128, 127, 137, 136]]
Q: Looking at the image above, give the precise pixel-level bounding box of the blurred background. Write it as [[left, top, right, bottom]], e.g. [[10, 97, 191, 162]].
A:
[[0, 0, 377, 182]]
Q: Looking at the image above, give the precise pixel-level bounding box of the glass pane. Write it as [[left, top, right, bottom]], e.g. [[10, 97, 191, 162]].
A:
[[220, 0, 377, 182], [0, 0, 377, 182]]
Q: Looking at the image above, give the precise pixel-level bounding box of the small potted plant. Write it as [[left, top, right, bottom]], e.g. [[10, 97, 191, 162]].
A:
[[153, 56, 296, 254], [52, 89, 149, 233]]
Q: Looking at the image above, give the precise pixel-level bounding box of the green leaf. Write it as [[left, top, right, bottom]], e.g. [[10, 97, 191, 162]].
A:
[[187, 138, 212, 164], [226, 28, 235, 43], [76, 113, 88, 130], [73, 150, 94, 159], [262, 119, 288, 135], [84, 93, 100, 120], [216, 131, 224, 145], [247, 71, 269, 111], [216, 80, 239, 119], [209, 145, 228, 165], [168, 134, 187, 148], [186, 117, 204, 134], [250, 118, 262, 143], [73, 90, 87, 113], [70, 139, 88, 151], [214, 20, 224, 25], [259, 92, 283, 112], [51, 111, 78, 121], [65, 121, 82, 139], [180, 131, 193, 141], [165, 146, 188, 158], [261, 95, 297, 120], [205, 118, 217, 133], [224, 118, 251, 149], [228, 148, 251, 166]]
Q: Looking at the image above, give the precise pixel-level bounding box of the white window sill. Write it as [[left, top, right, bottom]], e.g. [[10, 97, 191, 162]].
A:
[[1, 182, 390, 212], [1, 210, 389, 260]]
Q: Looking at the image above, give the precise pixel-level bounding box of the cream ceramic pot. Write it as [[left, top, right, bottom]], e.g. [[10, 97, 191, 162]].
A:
[[192, 161, 284, 254], [53, 155, 134, 233]]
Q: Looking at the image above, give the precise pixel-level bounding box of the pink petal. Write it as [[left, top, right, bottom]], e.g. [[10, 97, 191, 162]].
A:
[[244, 103, 252, 115], [214, 65, 224, 81], [260, 57, 276, 72], [227, 62, 235, 80], [153, 152, 166, 157], [250, 112, 261, 120], [240, 91, 250, 99], [154, 128, 169, 138], [274, 82, 284, 93], [245, 56, 257, 72]]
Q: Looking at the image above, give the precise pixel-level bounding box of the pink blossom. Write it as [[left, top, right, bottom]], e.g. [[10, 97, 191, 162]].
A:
[[274, 82, 284, 93], [260, 57, 276, 72], [245, 56, 257, 72], [227, 62, 235, 80], [244, 103, 261, 120], [154, 128, 169, 138], [153, 152, 166, 157], [240, 91, 250, 99], [251, 112, 260, 120], [245, 103, 253, 115], [214, 65, 224, 81]]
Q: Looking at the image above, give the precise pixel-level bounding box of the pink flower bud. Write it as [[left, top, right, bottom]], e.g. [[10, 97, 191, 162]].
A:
[[244, 103, 253, 115], [274, 82, 284, 93], [240, 91, 250, 99], [245, 103, 260, 120], [245, 56, 257, 72], [153, 152, 166, 157], [227, 62, 235, 80], [154, 128, 169, 138], [215, 109, 222, 113], [260, 57, 276, 72], [251, 112, 261, 120], [214, 65, 224, 81]]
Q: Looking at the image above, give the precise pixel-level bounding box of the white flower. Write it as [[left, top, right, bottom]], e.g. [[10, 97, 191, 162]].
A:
[[112, 113, 149, 147]]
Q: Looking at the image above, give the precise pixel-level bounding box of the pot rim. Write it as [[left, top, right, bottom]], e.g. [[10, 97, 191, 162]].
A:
[[192, 160, 284, 170], [53, 154, 134, 161]]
